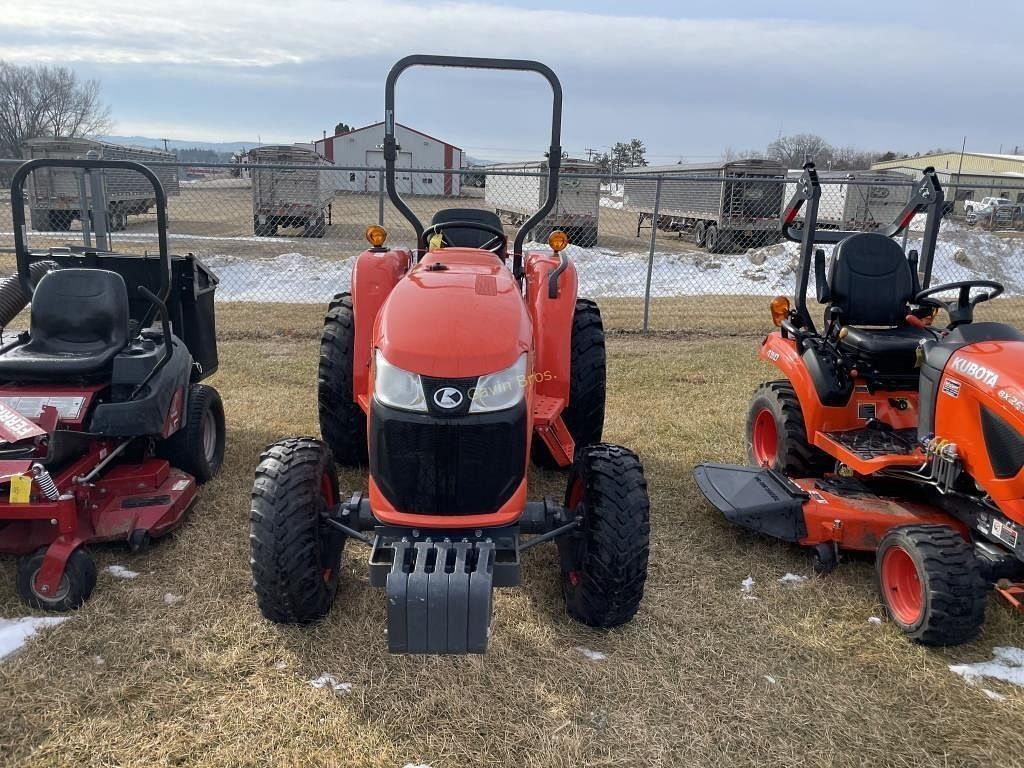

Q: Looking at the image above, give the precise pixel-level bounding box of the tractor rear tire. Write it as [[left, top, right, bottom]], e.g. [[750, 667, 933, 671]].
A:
[[318, 293, 368, 466], [16, 547, 96, 612], [533, 298, 606, 468], [876, 525, 987, 646], [558, 443, 650, 627], [250, 437, 344, 624], [746, 381, 831, 476], [159, 384, 226, 484]]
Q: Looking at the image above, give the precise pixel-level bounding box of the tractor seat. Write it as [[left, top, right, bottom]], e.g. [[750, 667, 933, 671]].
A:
[[0, 268, 130, 380], [431, 208, 505, 251], [823, 232, 935, 374]]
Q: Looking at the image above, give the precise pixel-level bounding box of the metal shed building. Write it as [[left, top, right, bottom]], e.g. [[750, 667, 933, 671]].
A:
[[872, 151, 1024, 176], [313, 122, 463, 196]]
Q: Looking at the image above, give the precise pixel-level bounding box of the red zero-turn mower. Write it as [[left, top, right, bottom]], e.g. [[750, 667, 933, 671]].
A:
[[249, 55, 650, 654], [0, 158, 225, 610], [695, 162, 1024, 645]]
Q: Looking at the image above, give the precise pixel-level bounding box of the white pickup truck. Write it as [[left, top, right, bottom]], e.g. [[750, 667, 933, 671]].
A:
[[964, 196, 1023, 227], [964, 196, 1012, 216]]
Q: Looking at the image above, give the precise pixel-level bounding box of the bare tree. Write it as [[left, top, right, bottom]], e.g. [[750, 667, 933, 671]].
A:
[[766, 133, 833, 168], [0, 61, 111, 159]]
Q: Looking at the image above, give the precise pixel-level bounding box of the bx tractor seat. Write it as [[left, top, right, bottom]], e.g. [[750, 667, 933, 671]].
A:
[[430, 208, 507, 255], [0, 268, 129, 380], [816, 232, 936, 376]]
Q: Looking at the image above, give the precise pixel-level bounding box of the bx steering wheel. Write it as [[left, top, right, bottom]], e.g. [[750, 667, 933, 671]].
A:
[[420, 220, 508, 256], [914, 279, 1004, 328]]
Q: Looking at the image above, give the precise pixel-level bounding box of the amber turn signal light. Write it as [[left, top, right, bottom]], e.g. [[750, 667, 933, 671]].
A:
[[365, 225, 387, 248], [548, 230, 569, 253], [769, 295, 791, 327]]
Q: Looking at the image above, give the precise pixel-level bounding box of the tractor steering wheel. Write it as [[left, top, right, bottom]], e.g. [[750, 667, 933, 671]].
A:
[[421, 220, 508, 256], [914, 279, 1004, 328]]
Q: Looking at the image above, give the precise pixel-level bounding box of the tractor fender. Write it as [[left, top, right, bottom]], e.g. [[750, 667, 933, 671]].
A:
[[760, 332, 829, 436], [524, 251, 578, 401], [350, 248, 410, 401]]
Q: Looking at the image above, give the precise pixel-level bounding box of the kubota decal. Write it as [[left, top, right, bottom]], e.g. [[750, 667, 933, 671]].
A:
[[999, 389, 1024, 414], [951, 357, 998, 387], [433, 387, 463, 409]]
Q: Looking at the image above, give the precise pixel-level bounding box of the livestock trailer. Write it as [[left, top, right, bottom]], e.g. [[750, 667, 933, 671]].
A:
[[21, 138, 179, 232], [485, 158, 600, 246], [784, 169, 911, 230], [622, 160, 786, 253], [250, 145, 335, 237]]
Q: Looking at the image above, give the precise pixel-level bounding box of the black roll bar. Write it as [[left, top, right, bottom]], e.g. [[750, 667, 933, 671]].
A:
[[384, 55, 563, 275], [10, 158, 172, 306], [782, 162, 945, 329]]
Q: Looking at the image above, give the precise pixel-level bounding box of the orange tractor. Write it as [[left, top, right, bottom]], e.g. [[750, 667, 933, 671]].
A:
[[697, 163, 1024, 645], [249, 55, 650, 654]]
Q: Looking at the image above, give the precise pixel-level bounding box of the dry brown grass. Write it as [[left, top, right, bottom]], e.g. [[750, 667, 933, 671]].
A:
[[2, 300, 1024, 767]]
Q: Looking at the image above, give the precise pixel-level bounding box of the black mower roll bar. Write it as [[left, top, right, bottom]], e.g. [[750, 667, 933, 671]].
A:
[[10, 158, 172, 306], [784, 162, 945, 330], [384, 54, 563, 277]]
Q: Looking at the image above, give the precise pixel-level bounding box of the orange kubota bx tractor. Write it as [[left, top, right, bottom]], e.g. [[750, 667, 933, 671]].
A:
[[249, 55, 650, 654], [696, 163, 1024, 645]]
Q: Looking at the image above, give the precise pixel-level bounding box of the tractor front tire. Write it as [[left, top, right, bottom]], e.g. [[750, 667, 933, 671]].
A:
[[250, 437, 344, 624], [16, 547, 97, 612], [160, 384, 225, 484], [746, 381, 831, 476], [318, 293, 368, 466], [558, 444, 650, 627], [877, 525, 987, 646]]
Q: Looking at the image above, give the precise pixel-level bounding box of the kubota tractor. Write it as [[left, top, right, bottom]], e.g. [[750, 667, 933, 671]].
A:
[[249, 55, 650, 654], [0, 158, 225, 610], [695, 163, 1024, 645]]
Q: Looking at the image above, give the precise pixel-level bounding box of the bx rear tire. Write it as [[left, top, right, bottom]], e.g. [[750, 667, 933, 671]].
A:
[[746, 381, 831, 476], [876, 525, 986, 646], [16, 547, 96, 612], [318, 293, 368, 466], [250, 437, 344, 624], [533, 298, 606, 467], [558, 444, 650, 627], [160, 383, 225, 484]]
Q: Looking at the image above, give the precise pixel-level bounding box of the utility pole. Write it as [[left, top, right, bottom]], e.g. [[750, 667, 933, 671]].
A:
[[161, 138, 169, 152], [584, 148, 596, 161]]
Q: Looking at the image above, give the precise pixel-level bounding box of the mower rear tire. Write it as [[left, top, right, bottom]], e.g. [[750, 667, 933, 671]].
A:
[[250, 437, 344, 624], [877, 525, 987, 646], [318, 293, 368, 466], [533, 298, 606, 467], [559, 443, 650, 627], [746, 381, 831, 476], [160, 383, 226, 484], [16, 547, 96, 612]]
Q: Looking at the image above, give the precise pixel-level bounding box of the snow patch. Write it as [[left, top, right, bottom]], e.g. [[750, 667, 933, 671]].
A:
[[0, 616, 69, 660], [574, 646, 607, 661], [950, 647, 1024, 688], [163, 593, 183, 605], [868, 616, 883, 625], [403, 764, 433, 768], [599, 196, 624, 209], [778, 573, 807, 585], [740, 576, 755, 593], [104, 565, 139, 580], [205, 252, 352, 303], [983, 688, 1006, 701], [764, 675, 777, 685], [309, 674, 353, 695]]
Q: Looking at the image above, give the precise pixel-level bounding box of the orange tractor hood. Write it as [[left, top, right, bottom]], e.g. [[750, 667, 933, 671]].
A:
[[373, 249, 532, 378]]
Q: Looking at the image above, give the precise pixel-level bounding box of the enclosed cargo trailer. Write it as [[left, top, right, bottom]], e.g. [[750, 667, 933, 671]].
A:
[[622, 160, 785, 253], [22, 138, 179, 232], [485, 158, 600, 246], [784, 169, 911, 230]]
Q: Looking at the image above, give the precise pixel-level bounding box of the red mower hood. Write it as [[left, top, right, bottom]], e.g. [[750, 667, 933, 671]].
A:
[[373, 248, 532, 378]]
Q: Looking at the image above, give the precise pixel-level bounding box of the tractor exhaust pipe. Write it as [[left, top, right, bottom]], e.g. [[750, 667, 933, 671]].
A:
[[0, 260, 57, 328]]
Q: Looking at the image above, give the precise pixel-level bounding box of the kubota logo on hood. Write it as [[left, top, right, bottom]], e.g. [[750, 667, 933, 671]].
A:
[[433, 387, 463, 409], [951, 357, 999, 388]]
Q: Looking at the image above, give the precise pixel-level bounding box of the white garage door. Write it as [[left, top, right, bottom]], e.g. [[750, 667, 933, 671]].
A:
[[366, 150, 412, 194]]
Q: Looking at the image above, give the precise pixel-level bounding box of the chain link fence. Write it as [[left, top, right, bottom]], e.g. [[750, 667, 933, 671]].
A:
[[1, 159, 1022, 331]]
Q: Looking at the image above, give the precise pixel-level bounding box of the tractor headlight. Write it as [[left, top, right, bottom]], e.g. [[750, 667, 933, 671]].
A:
[[469, 354, 528, 413], [374, 351, 426, 412]]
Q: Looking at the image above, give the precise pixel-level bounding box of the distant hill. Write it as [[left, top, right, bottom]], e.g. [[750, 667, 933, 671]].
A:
[[98, 135, 259, 154]]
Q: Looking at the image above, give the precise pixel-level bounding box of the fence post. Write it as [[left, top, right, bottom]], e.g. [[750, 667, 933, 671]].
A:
[[77, 170, 93, 249], [642, 176, 662, 333], [378, 170, 385, 226], [85, 150, 110, 252]]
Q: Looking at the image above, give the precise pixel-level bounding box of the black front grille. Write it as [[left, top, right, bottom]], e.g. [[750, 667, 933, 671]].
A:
[[370, 399, 527, 515]]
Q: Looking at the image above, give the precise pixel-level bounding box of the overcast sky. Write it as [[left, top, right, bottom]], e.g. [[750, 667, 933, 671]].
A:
[[5, 1, 1021, 162]]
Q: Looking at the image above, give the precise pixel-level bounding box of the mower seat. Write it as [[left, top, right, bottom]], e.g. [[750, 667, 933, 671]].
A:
[[431, 208, 505, 251], [824, 233, 933, 373], [0, 268, 130, 380]]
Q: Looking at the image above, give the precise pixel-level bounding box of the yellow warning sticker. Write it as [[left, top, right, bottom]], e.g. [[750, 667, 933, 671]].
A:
[[428, 232, 445, 251], [9, 474, 32, 504]]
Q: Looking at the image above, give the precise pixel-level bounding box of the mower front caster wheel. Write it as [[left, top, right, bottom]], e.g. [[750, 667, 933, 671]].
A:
[[558, 443, 650, 627], [876, 525, 987, 646], [16, 547, 97, 612], [250, 437, 344, 624], [811, 542, 838, 574]]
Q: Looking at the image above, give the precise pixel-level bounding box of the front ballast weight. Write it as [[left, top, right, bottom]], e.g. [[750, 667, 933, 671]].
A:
[[326, 494, 577, 654]]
